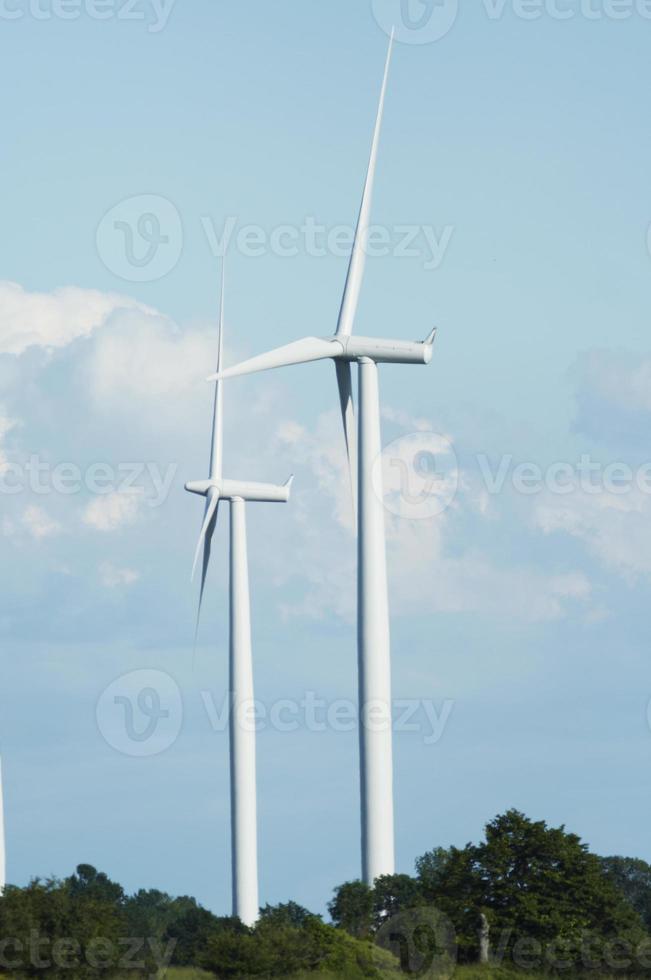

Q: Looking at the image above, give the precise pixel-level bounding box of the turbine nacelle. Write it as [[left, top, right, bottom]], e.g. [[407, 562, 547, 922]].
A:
[[342, 330, 436, 365], [207, 329, 436, 382], [185, 477, 293, 504]]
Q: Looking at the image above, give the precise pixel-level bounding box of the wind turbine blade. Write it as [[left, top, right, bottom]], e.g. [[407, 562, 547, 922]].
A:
[[335, 361, 357, 526], [209, 263, 225, 481], [208, 337, 342, 382], [336, 30, 394, 339], [191, 491, 220, 584], [192, 492, 220, 649]]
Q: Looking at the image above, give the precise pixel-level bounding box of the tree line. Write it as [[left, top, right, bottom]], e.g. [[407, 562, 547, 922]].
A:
[[1, 810, 651, 978]]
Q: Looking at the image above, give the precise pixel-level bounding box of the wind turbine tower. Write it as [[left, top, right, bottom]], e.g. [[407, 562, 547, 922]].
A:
[[187, 272, 292, 925], [0, 756, 6, 895], [209, 34, 436, 885]]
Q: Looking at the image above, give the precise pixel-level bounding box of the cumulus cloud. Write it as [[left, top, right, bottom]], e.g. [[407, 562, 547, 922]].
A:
[[0, 411, 18, 472], [82, 310, 217, 404], [572, 348, 651, 445], [271, 409, 592, 624], [99, 563, 140, 588], [533, 483, 651, 582], [22, 505, 62, 540], [82, 491, 144, 532], [0, 280, 152, 356], [389, 517, 591, 622]]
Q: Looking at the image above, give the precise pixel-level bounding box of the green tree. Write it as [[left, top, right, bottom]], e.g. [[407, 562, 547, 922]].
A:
[[259, 901, 320, 928], [66, 864, 124, 906], [417, 809, 648, 967], [372, 873, 423, 930], [328, 881, 374, 939], [600, 855, 651, 931]]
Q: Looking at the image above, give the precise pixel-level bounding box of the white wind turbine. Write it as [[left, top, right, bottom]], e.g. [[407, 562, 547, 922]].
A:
[[186, 271, 293, 927], [208, 34, 436, 885]]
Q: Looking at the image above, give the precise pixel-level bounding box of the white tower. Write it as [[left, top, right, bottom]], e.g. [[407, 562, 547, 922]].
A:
[[0, 755, 6, 894], [208, 34, 436, 884], [187, 271, 292, 924]]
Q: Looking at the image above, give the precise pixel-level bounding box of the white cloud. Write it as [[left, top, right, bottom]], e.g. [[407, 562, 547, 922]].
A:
[[2, 517, 16, 537], [0, 280, 152, 356], [388, 517, 591, 622], [270, 409, 592, 624], [83, 310, 217, 403], [0, 409, 18, 473], [573, 349, 651, 415], [534, 484, 651, 582], [82, 492, 144, 532], [22, 505, 62, 540], [99, 563, 140, 588]]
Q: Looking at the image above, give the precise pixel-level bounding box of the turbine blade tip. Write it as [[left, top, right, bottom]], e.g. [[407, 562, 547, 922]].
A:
[[285, 474, 295, 489], [425, 326, 438, 346]]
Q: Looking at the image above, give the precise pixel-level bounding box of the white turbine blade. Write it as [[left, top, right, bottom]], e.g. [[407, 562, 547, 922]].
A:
[[335, 361, 357, 526], [336, 30, 394, 339], [209, 263, 225, 482], [208, 337, 342, 382], [191, 491, 220, 583], [192, 492, 220, 649]]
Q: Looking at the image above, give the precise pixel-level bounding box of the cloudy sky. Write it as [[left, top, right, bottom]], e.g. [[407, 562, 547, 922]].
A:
[[2, 0, 651, 915]]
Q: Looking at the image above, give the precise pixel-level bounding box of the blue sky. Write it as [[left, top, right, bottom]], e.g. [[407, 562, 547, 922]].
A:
[[2, 0, 651, 915]]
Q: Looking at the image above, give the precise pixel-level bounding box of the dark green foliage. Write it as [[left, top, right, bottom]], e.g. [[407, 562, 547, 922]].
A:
[[601, 856, 651, 931], [2, 812, 651, 978], [165, 908, 244, 967], [0, 872, 127, 978], [415, 810, 648, 968], [371, 873, 424, 930], [328, 881, 374, 939], [258, 901, 321, 929], [201, 915, 382, 978]]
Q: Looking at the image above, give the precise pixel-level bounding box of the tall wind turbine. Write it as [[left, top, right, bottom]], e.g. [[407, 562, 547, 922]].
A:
[[187, 270, 292, 926], [0, 755, 6, 895], [208, 34, 436, 885]]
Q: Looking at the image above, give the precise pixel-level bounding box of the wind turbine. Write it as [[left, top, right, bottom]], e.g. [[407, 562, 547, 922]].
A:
[[0, 755, 5, 895], [186, 271, 292, 926], [208, 34, 436, 885]]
